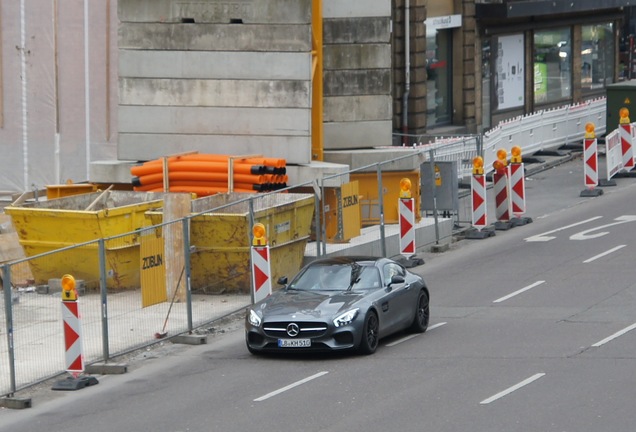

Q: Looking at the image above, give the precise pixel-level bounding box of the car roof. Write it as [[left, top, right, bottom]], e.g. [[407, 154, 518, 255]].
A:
[[310, 256, 385, 266]]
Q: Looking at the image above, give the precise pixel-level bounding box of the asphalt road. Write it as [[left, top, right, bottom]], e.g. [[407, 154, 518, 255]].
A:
[[2, 155, 636, 432]]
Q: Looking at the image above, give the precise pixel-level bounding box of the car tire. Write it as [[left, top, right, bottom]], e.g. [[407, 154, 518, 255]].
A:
[[409, 290, 429, 333], [358, 310, 379, 355]]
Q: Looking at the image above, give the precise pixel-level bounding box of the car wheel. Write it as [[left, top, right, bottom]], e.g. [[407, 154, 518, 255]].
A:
[[358, 310, 379, 355], [409, 290, 429, 333]]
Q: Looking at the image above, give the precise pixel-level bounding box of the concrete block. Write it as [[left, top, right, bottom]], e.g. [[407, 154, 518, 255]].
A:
[[324, 0, 391, 18], [171, 334, 208, 345], [118, 133, 311, 165], [85, 363, 128, 375], [286, 162, 350, 187], [0, 397, 32, 409], [324, 95, 392, 123], [324, 121, 392, 150], [90, 160, 137, 184]]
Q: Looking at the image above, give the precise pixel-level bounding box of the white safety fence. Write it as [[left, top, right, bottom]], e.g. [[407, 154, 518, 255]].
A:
[[408, 97, 607, 179]]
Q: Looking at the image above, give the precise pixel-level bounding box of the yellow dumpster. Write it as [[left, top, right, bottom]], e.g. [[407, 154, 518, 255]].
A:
[[146, 192, 315, 294], [4, 191, 168, 290]]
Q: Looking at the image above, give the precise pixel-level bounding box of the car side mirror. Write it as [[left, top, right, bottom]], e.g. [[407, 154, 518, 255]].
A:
[[277, 276, 288, 286], [388, 274, 405, 288]]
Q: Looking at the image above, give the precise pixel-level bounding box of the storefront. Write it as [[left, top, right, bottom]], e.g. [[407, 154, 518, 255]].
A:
[[476, 0, 629, 128]]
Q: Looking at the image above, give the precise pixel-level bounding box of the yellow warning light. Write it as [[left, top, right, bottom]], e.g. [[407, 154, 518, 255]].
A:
[[511, 145, 522, 164], [399, 178, 412, 199], [496, 148, 508, 164], [620, 107, 631, 124], [252, 223, 267, 246], [61, 274, 77, 301], [472, 156, 484, 175], [584, 122, 596, 139], [493, 159, 503, 171]]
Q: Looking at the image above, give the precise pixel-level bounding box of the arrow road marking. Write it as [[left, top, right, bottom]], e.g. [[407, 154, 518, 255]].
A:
[[570, 216, 636, 240], [524, 217, 602, 242]]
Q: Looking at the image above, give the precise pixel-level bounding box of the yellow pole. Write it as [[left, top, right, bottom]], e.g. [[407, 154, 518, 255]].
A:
[[311, 0, 324, 161]]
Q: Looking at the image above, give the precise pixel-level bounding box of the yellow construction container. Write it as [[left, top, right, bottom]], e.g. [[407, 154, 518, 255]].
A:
[[46, 182, 98, 199], [4, 191, 168, 290], [351, 170, 422, 226], [146, 192, 315, 294]]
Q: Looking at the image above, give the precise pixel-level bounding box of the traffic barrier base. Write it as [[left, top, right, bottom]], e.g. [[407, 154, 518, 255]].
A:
[[579, 187, 604, 197], [509, 216, 533, 227], [464, 226, 496, 239], [52, 375, 99, 391]]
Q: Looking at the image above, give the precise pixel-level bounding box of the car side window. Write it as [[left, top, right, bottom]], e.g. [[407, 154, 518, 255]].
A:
[[383, 263, 405, 285]]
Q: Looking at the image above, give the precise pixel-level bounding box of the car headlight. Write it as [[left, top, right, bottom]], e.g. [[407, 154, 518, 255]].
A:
[[333, 308, 359, 327], [247, 309, 262, 327]]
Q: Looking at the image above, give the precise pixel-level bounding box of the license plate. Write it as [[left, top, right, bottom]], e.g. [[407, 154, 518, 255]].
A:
[[278, 338, 311, 348]]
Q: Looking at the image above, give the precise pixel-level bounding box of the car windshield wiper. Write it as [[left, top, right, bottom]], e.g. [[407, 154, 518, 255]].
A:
[[347, 263, 362, 290]]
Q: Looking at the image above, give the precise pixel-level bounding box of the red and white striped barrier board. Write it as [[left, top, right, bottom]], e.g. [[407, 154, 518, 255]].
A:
[[606, 129, 623, 181], [251, 246, 272, 303], [399, 198, 416, 257], [509, 163, 526, 215], [620, 123, 635, 170], [62, 301, 84, 376], [583, 137, 598, 188], [494, 167, 511, 222], [471, 174, 487, 229]]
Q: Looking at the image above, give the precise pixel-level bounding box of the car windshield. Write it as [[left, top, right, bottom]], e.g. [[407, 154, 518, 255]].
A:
[[289, 263, 381, 291]]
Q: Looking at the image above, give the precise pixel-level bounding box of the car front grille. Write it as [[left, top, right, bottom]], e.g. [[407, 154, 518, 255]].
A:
[[263, 321, 328, 338]]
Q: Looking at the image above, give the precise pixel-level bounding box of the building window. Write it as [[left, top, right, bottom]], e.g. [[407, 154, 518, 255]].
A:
[[582, 23, 614, 92], [534, 28, 572, 105], [426, 29, 452, 127]]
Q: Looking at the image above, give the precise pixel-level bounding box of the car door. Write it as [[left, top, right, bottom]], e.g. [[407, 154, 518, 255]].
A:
[[379, 263, 414, 334]]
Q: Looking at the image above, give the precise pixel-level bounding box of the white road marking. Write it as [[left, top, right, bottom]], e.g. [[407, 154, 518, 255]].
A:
[[570, 216, 636, 240], [254, 371, 329, 402], [583, 245, 626, 263], [480, 373, 546, 405], [524, 217, 602, 242], [493, 281, 545, 303], [385, 322, 447, 347], [592, 323, 636, 347]]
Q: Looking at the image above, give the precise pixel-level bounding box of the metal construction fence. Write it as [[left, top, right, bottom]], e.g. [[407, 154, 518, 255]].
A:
[[0, 97, 606, 397]]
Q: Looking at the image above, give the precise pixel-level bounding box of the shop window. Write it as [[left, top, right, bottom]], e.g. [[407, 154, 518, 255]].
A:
[[582, 23, 614, 92], [534, 28, 572, 105]]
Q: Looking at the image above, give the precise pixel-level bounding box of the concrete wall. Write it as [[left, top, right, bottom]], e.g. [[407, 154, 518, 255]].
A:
[[322, 0, 393, 151], [117, 0, 313, 164]]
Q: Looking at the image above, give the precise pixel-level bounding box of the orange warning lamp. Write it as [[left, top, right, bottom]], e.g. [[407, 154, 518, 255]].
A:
[[493, 148, 508, 174], [620, 107, 631, 124], [584, 122, 596, 139], [61, 274, 77, 301], [399, 178, 412, 199], [511, 145, 522, 164], [252, 223, 267, 246], [472, 156, 484, 175]]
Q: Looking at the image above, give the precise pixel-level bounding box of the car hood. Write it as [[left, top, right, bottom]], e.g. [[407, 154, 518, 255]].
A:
[[257, 289, 366, 321]]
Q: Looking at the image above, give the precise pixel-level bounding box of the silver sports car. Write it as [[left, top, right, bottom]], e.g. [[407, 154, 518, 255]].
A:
[[245, 256, 430, 355]]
